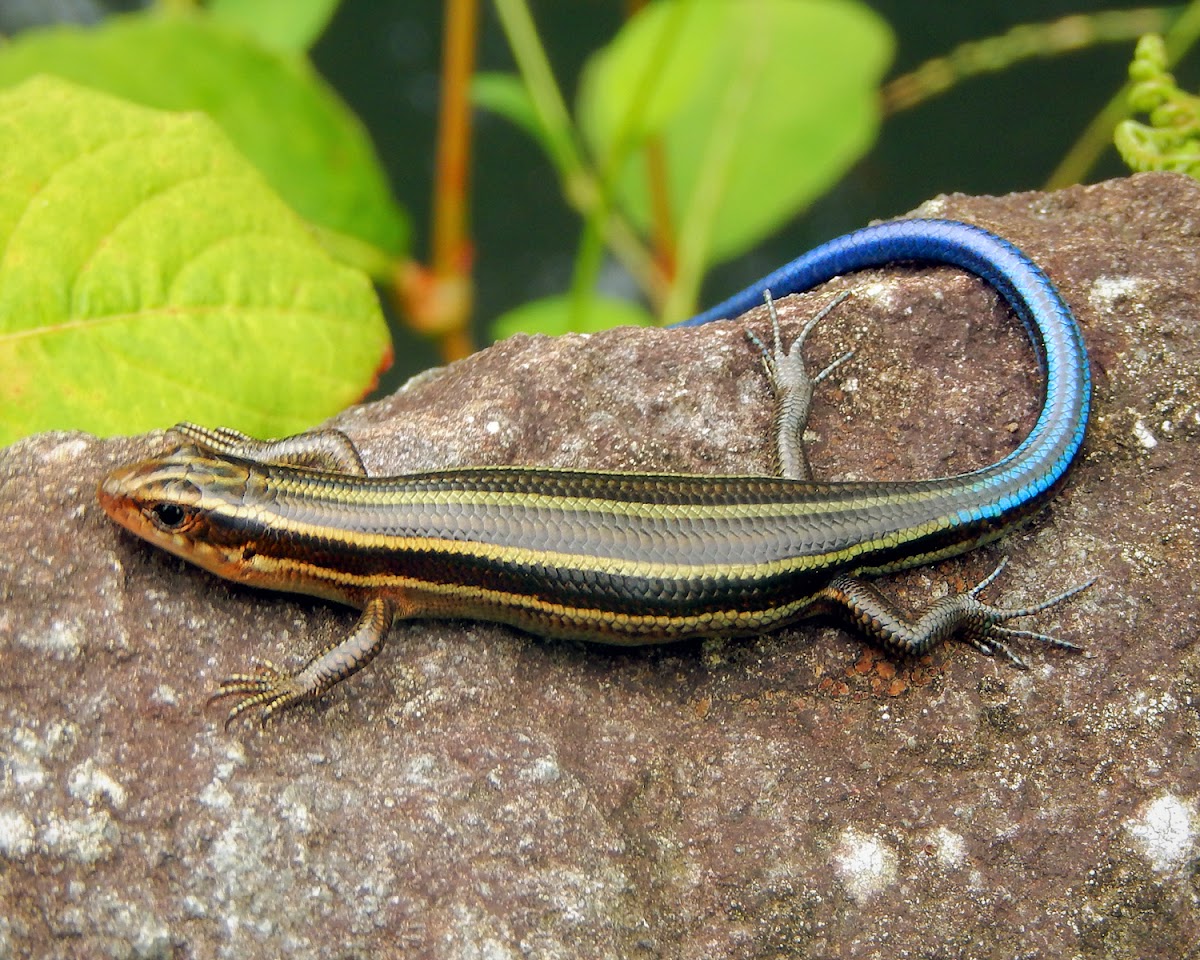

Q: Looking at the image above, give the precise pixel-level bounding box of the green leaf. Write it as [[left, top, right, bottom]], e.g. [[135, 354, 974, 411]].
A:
[[579, 0, 892, 266], [208, 0, 342, 53], [0, 10, 407, 278], [490, 295, 654, 340], [0, 77, 390, 445], [472, 71, 556, 157]]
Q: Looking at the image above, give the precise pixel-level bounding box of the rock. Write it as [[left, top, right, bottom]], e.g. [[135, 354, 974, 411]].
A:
[[2, 172, 1199, 957]]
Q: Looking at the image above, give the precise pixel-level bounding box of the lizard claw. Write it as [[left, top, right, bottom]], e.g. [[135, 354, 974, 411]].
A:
[[208, 659, 307, 728]]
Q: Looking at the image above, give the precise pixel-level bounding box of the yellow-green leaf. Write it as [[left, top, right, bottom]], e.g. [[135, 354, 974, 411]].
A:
[[0, 10, 407, 277], [209, 0, 341, 53], [0, 77, 390, 445]]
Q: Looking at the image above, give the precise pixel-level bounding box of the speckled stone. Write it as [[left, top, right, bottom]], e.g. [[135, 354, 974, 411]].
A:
[[2, 173, 1199, 958]]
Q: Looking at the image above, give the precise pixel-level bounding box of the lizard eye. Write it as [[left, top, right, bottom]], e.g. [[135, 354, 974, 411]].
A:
[[150, 502, 188, 530]]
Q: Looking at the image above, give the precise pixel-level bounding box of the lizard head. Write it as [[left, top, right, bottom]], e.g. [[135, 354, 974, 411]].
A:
[[98, 445, 264, 585]]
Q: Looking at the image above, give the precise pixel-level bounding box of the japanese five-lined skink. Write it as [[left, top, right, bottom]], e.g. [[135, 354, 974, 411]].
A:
[[98, 218, 1092, 724]]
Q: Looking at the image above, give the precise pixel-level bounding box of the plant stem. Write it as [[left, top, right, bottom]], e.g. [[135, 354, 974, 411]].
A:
[[493, 0, 667, 316], [661, 7, 767, 325], [400, 0, 478, 360]]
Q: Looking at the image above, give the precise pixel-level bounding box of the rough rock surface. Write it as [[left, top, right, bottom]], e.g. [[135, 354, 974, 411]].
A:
[[2, 173, 1199, 959]]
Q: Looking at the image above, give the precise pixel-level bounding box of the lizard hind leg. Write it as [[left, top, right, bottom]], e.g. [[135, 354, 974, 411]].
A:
[[819, 559, 1095, 668], [745, 290, 853, 481]]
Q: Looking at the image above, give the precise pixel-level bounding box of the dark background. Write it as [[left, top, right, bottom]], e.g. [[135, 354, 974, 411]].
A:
[[311, 1, 1192, 382]]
